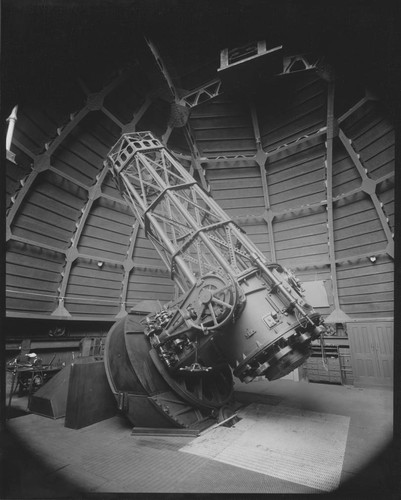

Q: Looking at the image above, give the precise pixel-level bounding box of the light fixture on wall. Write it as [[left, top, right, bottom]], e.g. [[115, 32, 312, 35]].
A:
[[369, 256, 377, 264], [97, 261, 104, 269]]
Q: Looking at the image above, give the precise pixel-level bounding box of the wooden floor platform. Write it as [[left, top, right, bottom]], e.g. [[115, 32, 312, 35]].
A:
[[2, 379, 395, 497]]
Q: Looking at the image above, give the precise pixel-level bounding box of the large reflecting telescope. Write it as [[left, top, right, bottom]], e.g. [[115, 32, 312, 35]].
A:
[[104, 131, 326, 428]]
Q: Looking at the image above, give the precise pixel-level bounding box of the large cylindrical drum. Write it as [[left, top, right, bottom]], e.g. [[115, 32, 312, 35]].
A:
[[215, 273, 320, 381]]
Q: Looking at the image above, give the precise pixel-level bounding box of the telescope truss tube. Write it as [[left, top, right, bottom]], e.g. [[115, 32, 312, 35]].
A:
[[105, 131, 325, 404]]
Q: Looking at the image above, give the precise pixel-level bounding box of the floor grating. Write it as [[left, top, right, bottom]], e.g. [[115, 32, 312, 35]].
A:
[[180, 402, 350, 492]]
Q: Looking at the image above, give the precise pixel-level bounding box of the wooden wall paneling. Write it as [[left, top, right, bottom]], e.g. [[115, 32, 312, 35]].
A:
[[12, 215, 70, 248], [7, 257, 61, 282], [76, 254, 122, 267], [336, 256, 393, 318], [363, 132, 394, 180], [193, 124, 256, 143], [263, 105, 325, 151], [6, 241, 65, 313], [6, 152, 50, 243], [126, 269, 174, 308], [207, 166, 263, 190], [25, 188, 84, 224], [265, 137, 326, 213], [84, 111, 122, 148], [212, 185, 265, 208], [78, 235, 127, 261], [79, 244, 125, 264], [250, 101, 276, 261], [334, 136, 393, 260], [332, 137, 362, 197], [264, 127, 327, 159], [13, 122, 44, 155], [259, 73, 326, 150], [70, 116, 119, 163], [48, 167, 107, 317], [77, 197, 133, 262], [51, 142, 100, 186], [333, 202, 388, 262], [239, 221, 271, 261], [273, 209, 328, 264], [131, 228, 169, 267], [190, 96, 257, 157], [66, 284, 121, 299], [7, 274, 60, 294], [8, 236, 68, 257], [275, 246, 329, 266], [338, 128, 393, 253], [83, 208, 132, 237], [206, 161, 265, 218], [274, 233, 328, 259], [273, 207, 329, 268], [116, 220, 140, 318], [66, 133, 105, 169], [197, 136, 257, 157], [204, 156, 258, 167], [34, 170, 87, 207], [97, 191, 127, 206], [10, 171, 87, 256], [340, 100, 394, 180], [7, 160, 87, 263], [47, 165, 90, 191], [64, 260, 124, 317]]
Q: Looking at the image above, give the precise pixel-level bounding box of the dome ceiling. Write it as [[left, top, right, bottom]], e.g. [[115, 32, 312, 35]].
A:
[[4, 1, 395, 322]]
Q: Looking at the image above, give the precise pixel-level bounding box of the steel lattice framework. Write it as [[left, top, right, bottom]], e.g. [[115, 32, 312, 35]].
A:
[[108, 132, 276, 293]]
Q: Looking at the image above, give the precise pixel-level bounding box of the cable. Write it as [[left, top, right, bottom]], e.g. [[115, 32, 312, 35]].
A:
[[320, 331, 329, 372]]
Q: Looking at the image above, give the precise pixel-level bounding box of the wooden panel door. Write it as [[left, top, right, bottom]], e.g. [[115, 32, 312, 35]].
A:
[[348, 322, 393, 387], [375, 323, 393, 382]]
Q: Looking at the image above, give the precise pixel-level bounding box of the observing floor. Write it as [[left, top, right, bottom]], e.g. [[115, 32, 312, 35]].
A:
[[2, 379, 394, 497]]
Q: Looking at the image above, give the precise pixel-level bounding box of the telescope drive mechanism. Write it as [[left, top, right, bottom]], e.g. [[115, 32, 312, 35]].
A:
[[104, 132, 326, 429]]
